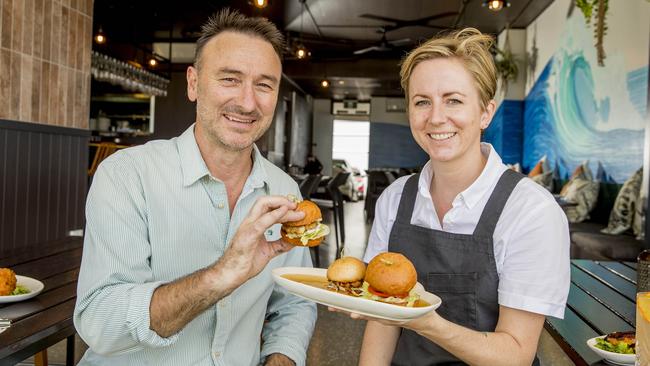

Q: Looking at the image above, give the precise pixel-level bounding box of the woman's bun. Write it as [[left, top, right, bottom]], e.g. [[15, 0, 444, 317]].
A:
[[327, 257, 366, 282], [284, 200, 322, 227], [365, 252, 417, 295], [280, 231, 323, 247]]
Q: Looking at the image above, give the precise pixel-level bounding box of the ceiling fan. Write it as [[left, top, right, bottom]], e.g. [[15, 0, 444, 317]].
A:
[[353, 27, 411, 55], [358, 11, 458, 33], [352, 12, 458, 55]]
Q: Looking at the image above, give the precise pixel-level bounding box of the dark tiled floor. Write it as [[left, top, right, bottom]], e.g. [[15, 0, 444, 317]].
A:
[[21, 200, 572, 365]]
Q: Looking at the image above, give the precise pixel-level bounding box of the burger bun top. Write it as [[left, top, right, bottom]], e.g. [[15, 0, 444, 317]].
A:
[[326, 256, 366, 283], [284, 200, 322, 227], [365, 252, 417, 296]]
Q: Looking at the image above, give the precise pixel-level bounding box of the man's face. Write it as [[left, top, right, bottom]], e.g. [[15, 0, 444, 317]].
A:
[[187, 31, 282, 152]]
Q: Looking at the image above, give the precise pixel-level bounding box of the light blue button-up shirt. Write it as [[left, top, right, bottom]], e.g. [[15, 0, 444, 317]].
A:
[[74, 124, 316, 366]]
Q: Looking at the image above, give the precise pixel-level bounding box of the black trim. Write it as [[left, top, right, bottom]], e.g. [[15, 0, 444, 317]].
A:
[[0, 119, 90, 137]]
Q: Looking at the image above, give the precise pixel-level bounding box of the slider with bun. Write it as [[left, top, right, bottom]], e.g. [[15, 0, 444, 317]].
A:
[[281, 200, 329, 247], [326, 257, 366, 296], [361, 252, 419, 307]]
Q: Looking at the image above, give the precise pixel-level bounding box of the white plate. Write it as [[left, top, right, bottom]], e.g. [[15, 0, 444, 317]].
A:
[[272, 267, 441, 321], [586, 336, 636, 365], [0, 275, 44, 303]]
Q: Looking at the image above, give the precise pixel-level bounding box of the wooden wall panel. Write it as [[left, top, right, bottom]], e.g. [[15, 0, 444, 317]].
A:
[[0, 119, 88, 251], [0, 0, 93, 128]]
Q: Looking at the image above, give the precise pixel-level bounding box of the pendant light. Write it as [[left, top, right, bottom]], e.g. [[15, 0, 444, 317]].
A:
[[295, 0, 309, 59], [483, 0, 510, 12]]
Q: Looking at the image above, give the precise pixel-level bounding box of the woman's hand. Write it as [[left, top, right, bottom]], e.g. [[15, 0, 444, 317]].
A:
[[326, 306, 440, 334]]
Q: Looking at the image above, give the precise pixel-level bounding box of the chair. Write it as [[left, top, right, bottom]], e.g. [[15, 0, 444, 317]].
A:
[[88, 142, 119, 176], [326, 172, 350, 258], [310, 172, 349, 265], [299, 174, 322, 199], [300, 174, 322, 267], [364, 170, 393, 222]]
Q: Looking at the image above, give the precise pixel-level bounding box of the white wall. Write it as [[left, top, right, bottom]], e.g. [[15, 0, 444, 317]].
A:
[[313, 96, 413, 174], [525, 0, 650, 95], [495, 28, 527, 106], [370, 97, 409, 125], [312, 99, 334, 175]]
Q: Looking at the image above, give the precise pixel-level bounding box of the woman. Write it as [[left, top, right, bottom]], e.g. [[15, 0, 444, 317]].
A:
[[353, 28, 570, 365]]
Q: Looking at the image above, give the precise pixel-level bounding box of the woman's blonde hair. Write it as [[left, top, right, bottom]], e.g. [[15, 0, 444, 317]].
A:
[[400, 28, 497, 110]]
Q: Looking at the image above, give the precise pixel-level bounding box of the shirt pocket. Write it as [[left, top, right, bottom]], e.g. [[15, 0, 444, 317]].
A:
[[426, 272, 478, 329]]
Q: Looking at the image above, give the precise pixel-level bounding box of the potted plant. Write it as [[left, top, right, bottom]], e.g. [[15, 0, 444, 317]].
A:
[[575, 0, 609, 66], [494, 27, 519, 93]]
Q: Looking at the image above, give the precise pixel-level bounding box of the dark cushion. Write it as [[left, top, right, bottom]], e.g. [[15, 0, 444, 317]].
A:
[[571, 231, 641, 261], [554, 179, 622, 225], [569, 222, 609, 235]]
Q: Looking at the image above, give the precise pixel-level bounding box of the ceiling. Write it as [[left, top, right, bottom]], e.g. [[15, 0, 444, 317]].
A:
[[92, 0, 554, 100]]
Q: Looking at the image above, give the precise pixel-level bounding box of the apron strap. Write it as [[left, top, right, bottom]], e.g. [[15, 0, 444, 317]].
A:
[[394, 174, 420, 225], [473, 169, 525, 237]]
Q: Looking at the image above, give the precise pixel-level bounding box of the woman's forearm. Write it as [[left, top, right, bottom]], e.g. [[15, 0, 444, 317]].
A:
[[412, 310, 543, 366], [359, 321, 401, 366]]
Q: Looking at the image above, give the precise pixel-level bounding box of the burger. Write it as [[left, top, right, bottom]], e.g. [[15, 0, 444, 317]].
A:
[[361, 252, 420, 307], [0, 268, 17, 296], [326, 257, 366, 296], [281, 200, 330, 247]]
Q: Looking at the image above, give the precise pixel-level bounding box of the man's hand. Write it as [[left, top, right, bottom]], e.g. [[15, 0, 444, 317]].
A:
[[217, 196, 305, 290], [149, 196, 303, 338], [264, 353, 295, 366]]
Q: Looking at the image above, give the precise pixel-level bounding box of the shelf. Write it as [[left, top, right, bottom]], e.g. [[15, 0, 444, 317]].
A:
[[92, 94, 151, 103], [105, 114, 150, 120]]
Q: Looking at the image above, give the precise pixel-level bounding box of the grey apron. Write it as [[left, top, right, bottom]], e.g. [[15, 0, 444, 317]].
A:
[[388, 169, 539, 366]]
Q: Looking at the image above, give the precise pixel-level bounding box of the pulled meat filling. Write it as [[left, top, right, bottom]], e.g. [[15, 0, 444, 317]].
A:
[[326, 280, 364, 296]]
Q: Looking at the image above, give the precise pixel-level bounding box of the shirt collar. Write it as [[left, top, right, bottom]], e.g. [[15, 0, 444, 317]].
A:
[[248, 145, 269, 191], [177, 123, 269, 188], [418, 143, 505, 209]]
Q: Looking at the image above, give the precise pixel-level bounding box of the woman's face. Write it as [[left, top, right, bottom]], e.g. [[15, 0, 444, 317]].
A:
[[408, 57, 495, 164]]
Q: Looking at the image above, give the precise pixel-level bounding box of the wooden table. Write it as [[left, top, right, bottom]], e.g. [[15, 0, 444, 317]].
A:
[[545, 259, 637, 365], [0, 237, 83, 366]]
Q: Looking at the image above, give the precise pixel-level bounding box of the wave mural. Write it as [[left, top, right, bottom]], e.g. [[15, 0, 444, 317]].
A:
[[523, 14, 648, 183]]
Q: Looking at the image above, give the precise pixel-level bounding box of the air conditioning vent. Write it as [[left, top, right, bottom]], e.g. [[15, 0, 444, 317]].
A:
[[332, 100, 370, 116]]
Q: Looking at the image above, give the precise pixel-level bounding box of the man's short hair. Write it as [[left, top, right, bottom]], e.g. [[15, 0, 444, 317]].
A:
[[194, 8, 285, 68]]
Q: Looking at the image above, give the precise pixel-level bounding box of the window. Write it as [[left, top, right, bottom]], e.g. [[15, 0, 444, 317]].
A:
[[332, 119, 370, 171]]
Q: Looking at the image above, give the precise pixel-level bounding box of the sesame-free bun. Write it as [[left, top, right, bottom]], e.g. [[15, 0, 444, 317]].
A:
[[280, 231, 323, 247], [284, 200, 322, 227], [365, 252, 417, 296], [327, 257, 366, 283]]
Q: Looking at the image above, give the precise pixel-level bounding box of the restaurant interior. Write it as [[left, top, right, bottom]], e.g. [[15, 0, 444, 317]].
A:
[[1, 0, 649, 365]]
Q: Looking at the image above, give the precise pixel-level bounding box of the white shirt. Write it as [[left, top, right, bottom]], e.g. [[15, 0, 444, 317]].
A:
[[364, 143, 570, 319]]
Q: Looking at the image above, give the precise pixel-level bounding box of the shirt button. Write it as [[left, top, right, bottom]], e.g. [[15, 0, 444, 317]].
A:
[[219, 301, 226, 307], [217, 202, 225, 209], [213, 351, 221, 358]]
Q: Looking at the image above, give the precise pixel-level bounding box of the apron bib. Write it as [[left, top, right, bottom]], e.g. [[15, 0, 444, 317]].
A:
[[388, 170, 539, 366]]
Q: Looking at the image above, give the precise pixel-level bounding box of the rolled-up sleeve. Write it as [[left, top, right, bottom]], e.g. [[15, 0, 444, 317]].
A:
[[74, 154, 178, 355], [260, 246, 317, 366]]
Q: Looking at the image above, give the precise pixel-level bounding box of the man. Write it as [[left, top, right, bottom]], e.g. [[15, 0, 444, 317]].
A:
[[304, 154, 323, 175], [74, 9, 316, 366]]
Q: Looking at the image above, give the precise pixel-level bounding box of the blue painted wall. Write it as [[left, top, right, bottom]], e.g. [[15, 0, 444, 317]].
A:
[[519, 9, 648, 183], [369, 122, 429, 169], [483, 100, 524, 165], [523, 58, 647, 183]]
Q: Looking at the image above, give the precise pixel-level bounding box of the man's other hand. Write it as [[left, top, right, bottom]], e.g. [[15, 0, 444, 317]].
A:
[[264, 353, 296, 366]]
